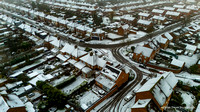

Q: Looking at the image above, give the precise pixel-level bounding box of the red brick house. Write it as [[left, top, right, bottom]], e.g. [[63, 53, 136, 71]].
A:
[[151, 9, 165, 16], [165, 11, 181, 20], [176, 8, 191, 16], [118, 24, 129, 36], [133, 72, 178, 112], [133, 45, 156, 64], [131, 99, 159, 112], [155, 36, 169, 49], [95, 64, 129, 92], [152, 16, 166, 25], [90, 28, 106, 40], [161, 32, 174, 42], [79, 51, 107, 70], [138, 12, 151, 20], [137, 19, 153, 31], [120, 14, 137, 25]]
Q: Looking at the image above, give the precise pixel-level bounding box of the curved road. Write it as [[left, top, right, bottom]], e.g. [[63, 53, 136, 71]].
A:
[[97, 47, 144, 112]]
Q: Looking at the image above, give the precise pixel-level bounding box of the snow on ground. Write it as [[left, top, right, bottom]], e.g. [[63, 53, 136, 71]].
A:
[[177, 72, 200, 80], [180, 90, 195, 111], [177, 77, 199, 87], [177, 54, 199, 68], [61, 76, 86, 94], [25, 102, 35, 112], [79, 91, 100, 110]]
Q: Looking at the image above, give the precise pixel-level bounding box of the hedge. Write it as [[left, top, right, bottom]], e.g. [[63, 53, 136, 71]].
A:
[[55, 75, 76, 89]]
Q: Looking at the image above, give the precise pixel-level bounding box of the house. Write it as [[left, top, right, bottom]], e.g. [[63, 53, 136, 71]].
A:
[[138, 12, 151, 20], [137, 19, 153, 31], [90, 28, 106, 40], [151, 9, 165, 16], [133, 45, 156, 64], [176, 8, 191, 16], [118, 24, 129, 36], [133, 72, 178, 111], [143, 39, 160, 53], [131, 99, 159, 112], [163, 7, 175, 12], [162, 32, 174, 42], [155, 36, 169, 49], [170, 59, 185, 70], [95, 64, 129, 92], [173, 4, 185, 10], [60, 43, 75, 55], [185, 44, 197, 55], [0, 94, 26, 112], [120, 14, 137, 25], [165, 11, 180, 20], [79, 51, 107, 70], [186, 5, 199, 13], [75, 25, 91, 38], [70, 46, 88, 61], [152, 16, 166, 25]]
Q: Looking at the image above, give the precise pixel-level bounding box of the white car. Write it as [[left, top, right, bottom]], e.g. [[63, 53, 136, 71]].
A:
[[124, 94, 133, 101]]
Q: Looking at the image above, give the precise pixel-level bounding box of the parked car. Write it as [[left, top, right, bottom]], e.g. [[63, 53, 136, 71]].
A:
[[124, 94, 133, 101]]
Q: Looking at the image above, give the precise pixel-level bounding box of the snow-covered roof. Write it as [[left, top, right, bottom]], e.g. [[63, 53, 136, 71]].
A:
[[107, 33, 123, 39], [152, 9, 164, 14], [171, 59, 185, 68], [186, 44, 197, 51], [155, 35, 168, 44], [132, 99, 151, 108], [50, 38, 61, 48], [166, 11, 180, 16], [27, 72, 39, 78], [162, 72, 178, 88], [80, 51, 107, 68], [74, 61, 86, 70], [24, 85, 33, 91], [95, 75, 116, 91], [134, 45, 153, 57], [173, 5, 185, 9], [152, 85, 166, 106], [68, 59, 77, 65], [104, 8, 113, 12], [137, 76, 162, 93], [101, 64, 121, 81], [177, 8, 190, 13], [152, 15, 166, 21], [163, 32, 173, 41], [186, 5, 199, 11], [81, 67, 92, 74], [163, 7, 175, 11], [121, 14, 135, 21], [71, 47, 87, 58], [29, 75, 46, 86], [56, 54, 70, 62], [138, 12, 150, 17], [0, 94, 25, 112], [122, 24, 129, 30], [60, 43, 75, 54], [137, 19, 152, 25]]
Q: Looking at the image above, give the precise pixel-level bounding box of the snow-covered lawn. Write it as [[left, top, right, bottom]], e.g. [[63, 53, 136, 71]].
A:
[[180, 90, 195, 111]]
